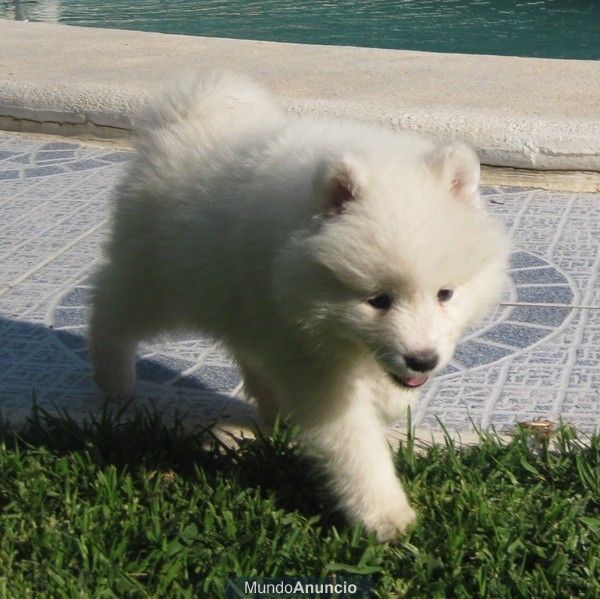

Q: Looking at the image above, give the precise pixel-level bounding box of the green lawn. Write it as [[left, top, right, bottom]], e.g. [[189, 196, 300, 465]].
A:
[[0, 403, 598, 598]]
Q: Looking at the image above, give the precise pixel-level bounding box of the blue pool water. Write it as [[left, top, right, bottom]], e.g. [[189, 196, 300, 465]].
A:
[[1, 0, 599, 60]]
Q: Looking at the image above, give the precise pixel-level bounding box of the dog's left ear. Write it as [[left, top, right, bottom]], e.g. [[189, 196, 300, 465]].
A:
[[313, 155, 368, 215], [427, 141, 481, 206]]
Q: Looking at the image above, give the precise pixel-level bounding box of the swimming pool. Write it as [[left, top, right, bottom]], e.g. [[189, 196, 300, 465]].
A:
[[1, 0, 599, 60]]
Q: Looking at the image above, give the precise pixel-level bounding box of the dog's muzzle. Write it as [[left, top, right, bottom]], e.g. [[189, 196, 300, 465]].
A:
[[388, 350, 439, 389]]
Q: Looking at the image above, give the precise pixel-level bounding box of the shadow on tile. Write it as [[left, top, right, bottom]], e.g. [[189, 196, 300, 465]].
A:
[[0, 317, 256, 430]]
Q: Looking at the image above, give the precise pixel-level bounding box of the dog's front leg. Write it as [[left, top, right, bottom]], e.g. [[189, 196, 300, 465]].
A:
[[298, 383, 416, 542]]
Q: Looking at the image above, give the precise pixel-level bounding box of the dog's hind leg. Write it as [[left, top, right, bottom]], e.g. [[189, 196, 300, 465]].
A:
[[89, 324, 137, 400], [88, 266, 148, 400]]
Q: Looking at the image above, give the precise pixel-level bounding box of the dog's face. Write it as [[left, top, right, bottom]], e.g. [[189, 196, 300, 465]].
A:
[[273, 141, 511, 388]]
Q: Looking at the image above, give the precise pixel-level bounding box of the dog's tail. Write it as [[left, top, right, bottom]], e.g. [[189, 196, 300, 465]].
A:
[[138, 70, 284, 140]]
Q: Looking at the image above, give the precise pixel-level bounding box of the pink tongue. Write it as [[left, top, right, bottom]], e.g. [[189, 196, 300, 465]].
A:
[[403, 374, 429, 388]]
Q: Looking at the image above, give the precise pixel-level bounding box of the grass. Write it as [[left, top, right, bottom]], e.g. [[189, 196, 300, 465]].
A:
[[0, 402, 598, 598]]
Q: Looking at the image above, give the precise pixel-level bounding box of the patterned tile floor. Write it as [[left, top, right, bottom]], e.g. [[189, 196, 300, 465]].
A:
[[1, 131, 599, 434]]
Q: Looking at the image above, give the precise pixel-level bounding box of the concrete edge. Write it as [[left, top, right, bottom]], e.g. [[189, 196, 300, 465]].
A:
[[480, 166, 600, 193], [0, 114, 132, 140], [2, 81, 599, 176], [0, 21, 598, 173]]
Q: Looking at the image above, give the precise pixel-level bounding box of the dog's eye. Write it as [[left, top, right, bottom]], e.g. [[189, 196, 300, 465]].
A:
[[367, 293, 393, 310], [437, 288, 454, 303]]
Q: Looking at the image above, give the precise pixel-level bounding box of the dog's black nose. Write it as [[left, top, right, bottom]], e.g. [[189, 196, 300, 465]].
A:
[[404, 351, 439, 372]]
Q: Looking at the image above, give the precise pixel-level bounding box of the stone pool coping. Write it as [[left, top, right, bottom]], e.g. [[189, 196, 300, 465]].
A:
[[0, 19, 599, 172]]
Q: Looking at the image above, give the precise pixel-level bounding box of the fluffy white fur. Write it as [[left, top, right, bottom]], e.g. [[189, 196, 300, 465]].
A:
[[89, 71, 510, 542]]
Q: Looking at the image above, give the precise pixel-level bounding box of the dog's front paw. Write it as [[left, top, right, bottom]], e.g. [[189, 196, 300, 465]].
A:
[[363, 503, 417, 543]]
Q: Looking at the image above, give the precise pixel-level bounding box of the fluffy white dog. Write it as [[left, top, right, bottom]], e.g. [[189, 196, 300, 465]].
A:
[[89, 72, 510, 542]]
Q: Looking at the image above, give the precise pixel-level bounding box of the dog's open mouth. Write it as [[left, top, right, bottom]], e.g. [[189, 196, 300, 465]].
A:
[[389, 372, 429, 389]]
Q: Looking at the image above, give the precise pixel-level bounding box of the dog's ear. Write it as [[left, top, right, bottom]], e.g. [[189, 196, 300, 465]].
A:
[[313, 156, 368, 215], [427, 141, 481, 206]]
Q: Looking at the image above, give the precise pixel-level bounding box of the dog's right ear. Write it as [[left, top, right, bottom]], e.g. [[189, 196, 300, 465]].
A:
[[313, 156, 368, 215]]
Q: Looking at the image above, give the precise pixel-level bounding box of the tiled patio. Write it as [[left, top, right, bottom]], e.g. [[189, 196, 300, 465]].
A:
[[0, 131, 598, 435]]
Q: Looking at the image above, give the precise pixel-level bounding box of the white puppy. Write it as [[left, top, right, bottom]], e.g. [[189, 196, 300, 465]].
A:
[[89, 72, 510, 542]]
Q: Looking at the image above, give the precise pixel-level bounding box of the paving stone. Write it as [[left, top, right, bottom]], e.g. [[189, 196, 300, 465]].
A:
[[0, 131, 598, 434]]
